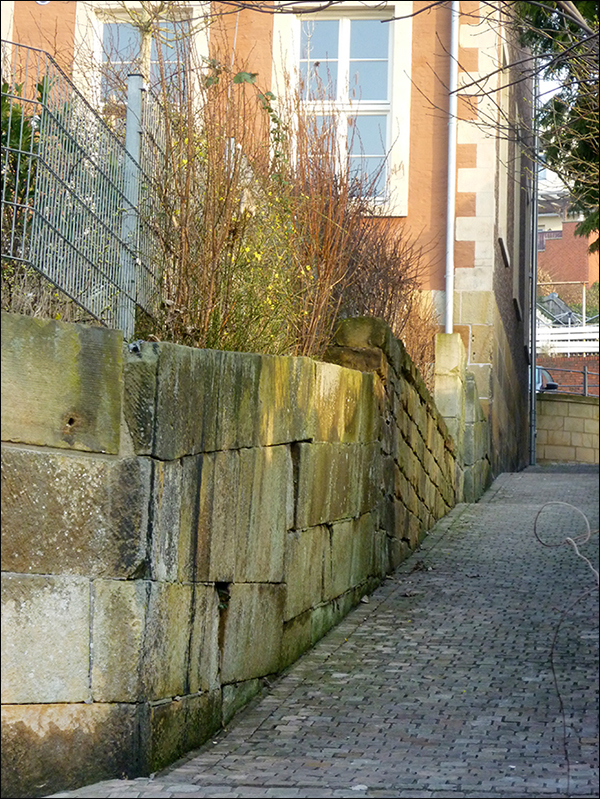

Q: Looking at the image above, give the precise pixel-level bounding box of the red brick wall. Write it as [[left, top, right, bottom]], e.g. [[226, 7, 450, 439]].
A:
[[537, 221, 596, 287], [537, 353, 599, 396]]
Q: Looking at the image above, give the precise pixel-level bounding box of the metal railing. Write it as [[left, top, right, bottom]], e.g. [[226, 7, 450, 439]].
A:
[[541, 365, 599, 397], [1, 40, 163, 338]]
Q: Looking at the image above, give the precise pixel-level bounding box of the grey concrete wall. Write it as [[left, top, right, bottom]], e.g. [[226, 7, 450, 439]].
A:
[[1, 313, 478, 798]]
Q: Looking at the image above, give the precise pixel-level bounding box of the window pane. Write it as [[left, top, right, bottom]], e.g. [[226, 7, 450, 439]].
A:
[[150, 19, 190, 62], [314, 115, 335, 134], [348, 60, 388, 101], [349, 155, 386, 196], [103, 22, 138, 62], [300, 61, 337, 101], [301, 20, 338, 60], [348, 115, 387, 156], [350, 20, 389, 59]]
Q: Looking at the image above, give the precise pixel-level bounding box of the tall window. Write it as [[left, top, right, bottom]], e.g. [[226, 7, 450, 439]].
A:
[[299, 17, 390, 197], [101, 17, 190, 101]]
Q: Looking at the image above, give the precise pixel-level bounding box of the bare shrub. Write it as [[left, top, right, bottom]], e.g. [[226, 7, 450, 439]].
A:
[[339, 221, 438, 388]]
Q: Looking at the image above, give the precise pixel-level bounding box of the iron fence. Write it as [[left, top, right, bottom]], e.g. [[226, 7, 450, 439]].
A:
[[541, 365, 599, 397], [1, 40, 164, 338]]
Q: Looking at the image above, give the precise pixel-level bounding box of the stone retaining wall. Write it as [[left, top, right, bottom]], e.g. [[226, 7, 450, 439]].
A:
[[536, 392, 599, 463], [1, 313, 488, 798]]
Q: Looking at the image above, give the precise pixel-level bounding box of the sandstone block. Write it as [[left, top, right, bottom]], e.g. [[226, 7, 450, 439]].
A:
[[123, 341, 160, 454], [295, 442, 370, 528], [257, 355, 314, 444], [285, 526, 328, 619], [220, 583, 285, 684], [325, 520, 354, 600], [222, 679, 261, 726], [1, 702, 137, 799], [1, 575, 90, 703], [142, 582, 194, 700], [281, 611, 312, 669], [147, 690, 222, 774], [188, 584, 220, 694], [151, 459, 183, 582], [352, 513, 377, 584], [151, 346, 262, 459], [1, 446, 151, 578], [332, 316, 394, 351], [236, 446, 293, 583], [1, 312, 122, 454], [194, 451, 239, 582], [312, 362, 378, 443], [91, 579, 147, 702], [178, 455, 202, 583]]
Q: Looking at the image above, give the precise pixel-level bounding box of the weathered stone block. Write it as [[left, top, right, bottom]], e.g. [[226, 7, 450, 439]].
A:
[[1, 312, 122, 454], [151, 459, 183, 582], [123, 341, 160, 454], [285, 526, 328, 620], [194, 451, 239, 582], [222, 679, 261, 726], [352, 513, 377, 584], [188, 585, 220, 694], [325, 520, 354, 600], [257, 355, 314, 445], [546, 429, 572, 447], [1, 446, 151, 578], [91, 579, 147, 702], [220, 583, 284, 684], [281, 610, 312, 669], [388, 537, 412, 571], [322, 344, 387, 378], [178, 455, 202, 583], [236, 446, 293, 583], [332, 316, 394, 352], [434, 373, 464, 421], [563, 416, 586, 433], [434, 333, 467, 376], [295, 442, 370, 528], [1, 575, 90, 703], [142, 583, 194, 700], [151, 346, 262, 459], [148, 690, 222, 774], [1, 703, 138, 799], [312, 362, 378, 443], [311, 591, 359, 645]]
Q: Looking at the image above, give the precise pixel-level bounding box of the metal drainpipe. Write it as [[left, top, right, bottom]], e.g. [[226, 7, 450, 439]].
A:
[[445, 1, 460, 334], [529, 65, 539, 465]]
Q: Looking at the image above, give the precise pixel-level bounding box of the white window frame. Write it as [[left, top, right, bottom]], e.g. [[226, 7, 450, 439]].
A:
[[72, 1, 209, 108], [272, 1, 412, 216]]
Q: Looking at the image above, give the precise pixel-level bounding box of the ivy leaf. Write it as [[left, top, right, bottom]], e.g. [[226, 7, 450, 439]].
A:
[[233, 71, 258, 85]]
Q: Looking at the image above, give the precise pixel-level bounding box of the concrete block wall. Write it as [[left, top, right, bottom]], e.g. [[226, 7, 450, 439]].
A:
[[536, 393, 599, 464], [2, 312, 460, 798]]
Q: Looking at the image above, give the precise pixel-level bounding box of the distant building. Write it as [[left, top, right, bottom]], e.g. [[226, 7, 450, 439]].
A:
[[537, 169, 599, 293]]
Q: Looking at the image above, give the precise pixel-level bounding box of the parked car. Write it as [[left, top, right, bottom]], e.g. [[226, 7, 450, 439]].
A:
[[536, 366, 559, 393]]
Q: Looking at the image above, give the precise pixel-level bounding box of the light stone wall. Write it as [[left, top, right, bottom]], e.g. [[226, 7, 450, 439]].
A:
[[433, 333, 492, 503], [1, 312, 465, 798], [536, 393, 599, 464]]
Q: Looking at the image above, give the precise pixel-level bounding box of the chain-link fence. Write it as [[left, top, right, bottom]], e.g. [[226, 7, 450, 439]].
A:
[[1, 40, 163, 338]]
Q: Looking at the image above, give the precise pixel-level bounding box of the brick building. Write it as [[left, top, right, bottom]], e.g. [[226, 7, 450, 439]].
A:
[[2, 0, 535, 473]]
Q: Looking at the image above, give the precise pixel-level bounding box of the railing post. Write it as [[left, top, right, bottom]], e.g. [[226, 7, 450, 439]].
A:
[[583, 365, 588, 396], [118, 73, 145, 340]]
